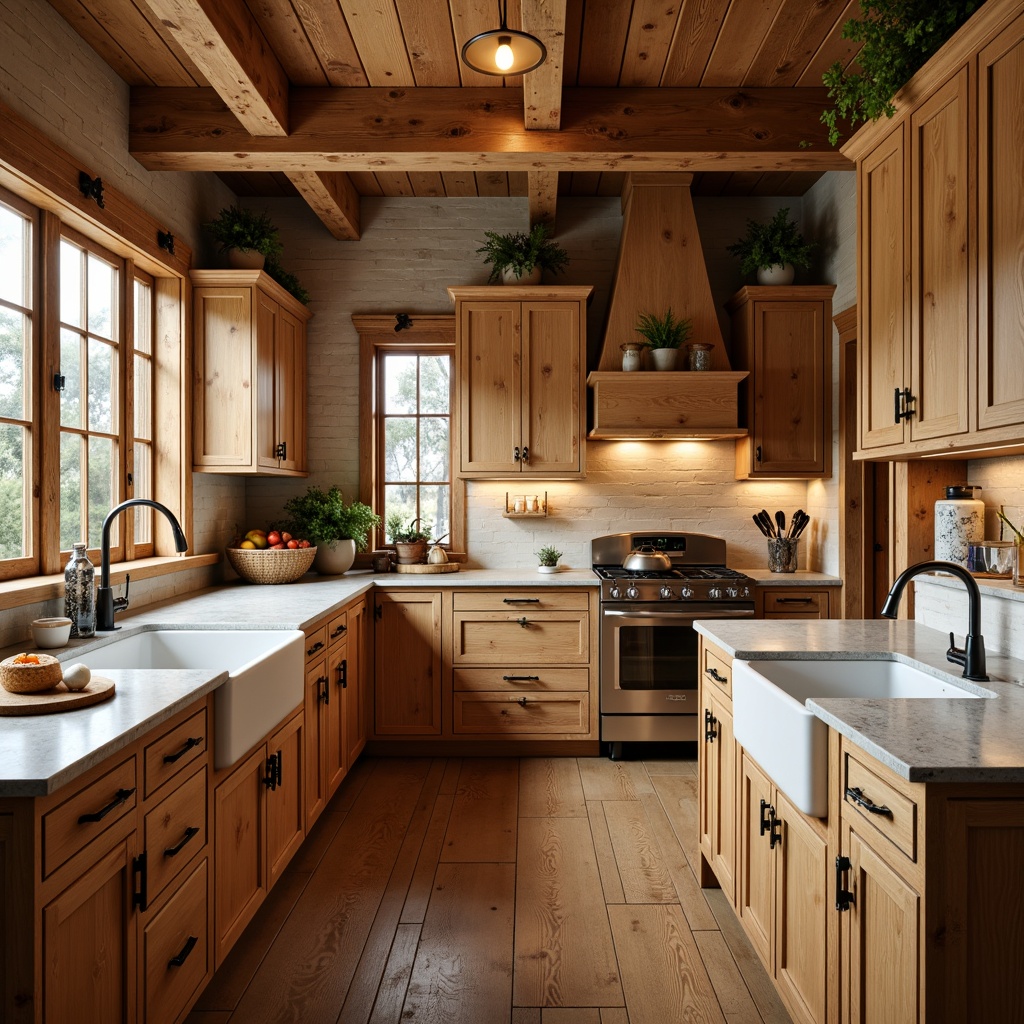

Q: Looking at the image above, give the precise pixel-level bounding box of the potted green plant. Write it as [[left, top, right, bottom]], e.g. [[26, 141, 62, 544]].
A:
[[204, 206, 282, 270], [726, 207, 815, 285], [476, 223, 570, 284], [282, 486, 381, 575], [385, 513, 433, 565], [264, 254, 311, 305], [535, 545, 562, 574], [634, 308, 693, 371], [821, 1, 981, 146]]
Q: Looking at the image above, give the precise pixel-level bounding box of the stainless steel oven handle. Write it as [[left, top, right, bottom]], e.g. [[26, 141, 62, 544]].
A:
[[602, 609, 756, 619]]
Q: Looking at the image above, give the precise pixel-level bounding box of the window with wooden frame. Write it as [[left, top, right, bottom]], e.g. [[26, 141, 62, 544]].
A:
[[355, 315, 464, 555]]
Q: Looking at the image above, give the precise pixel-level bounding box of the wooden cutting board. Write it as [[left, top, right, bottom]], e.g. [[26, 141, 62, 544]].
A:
[[0, 676, 116, 715], [392, 562, 461, 574]]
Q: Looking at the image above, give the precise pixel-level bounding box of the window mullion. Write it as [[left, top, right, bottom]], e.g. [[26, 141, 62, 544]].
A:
[[123, 258, 135, 560], [38, 211, 62, 574]]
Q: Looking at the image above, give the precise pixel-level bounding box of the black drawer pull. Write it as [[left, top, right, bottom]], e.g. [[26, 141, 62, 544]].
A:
[[759, 798, 773, 837], [307, 640, 324, 656], [316, 675, 328, 703], [502, 675, 541, 682], [163, 736, 202, 764], [169, 935, 198, 968], [503, 598, 540, 604], [164, 826, 200, 857], [703, 707, 717, 742], [78, 787, 135, 824], [705, 667, 727, 683], [845, 786, 892, 818], [516, 617, 530, 628], [338, 658, 348, 689], [331, 624, 347, 638], [776, 597, 814, 605], [835, 855, 854, 911], [513, 696, 528, 707]]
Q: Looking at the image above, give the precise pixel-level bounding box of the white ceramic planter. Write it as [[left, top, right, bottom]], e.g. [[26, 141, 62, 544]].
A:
[[649, 347, 678, 371], [312, 538, 357, 575], [537, 564, 559, 574], [501, 266, 542, 285], [756, 263, 795, 285]]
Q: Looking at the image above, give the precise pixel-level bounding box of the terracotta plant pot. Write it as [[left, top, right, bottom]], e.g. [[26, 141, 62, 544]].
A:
[[394, 540, 427, 564]]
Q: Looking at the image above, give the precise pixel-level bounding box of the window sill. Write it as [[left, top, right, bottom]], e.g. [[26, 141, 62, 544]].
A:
[[0, 554, 221, 612]]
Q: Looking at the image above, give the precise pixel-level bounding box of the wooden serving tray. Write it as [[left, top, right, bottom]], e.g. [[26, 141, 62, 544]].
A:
[[392, 563, 461, 574], [0, 676, 116, 715]]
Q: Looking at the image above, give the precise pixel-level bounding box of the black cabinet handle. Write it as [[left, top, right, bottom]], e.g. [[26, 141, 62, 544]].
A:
[[274, 440, 287, 459], [502, 674, 540, 682], [755, 444, 762, 463], [168, 935, 198, 968], [522, 446, 529, 463], [331, 623, 347, 639], [78, 787, 135, 824], [705, 667, 728, 684], [845, 786, 892, 818], [307, 640, 324, 656], [132, 852, 148, 910], [516, 616, 530, 628], [338, 659, 348, 689], [769, 810, 782, 849], [264, 752, 279, 790], [514, 696, 528, 707], [163, 736, 202, 764], [513, 446, 521, 462], [894, 386, 914, 423], [276, 748, 283, 788], [704, 708, 717, 742], [503, 598, 540, 604], [835, 855, 854, 911], [164, 826, 200, 857], [316, 675, 329, 703], [759, 798, 773, 837]]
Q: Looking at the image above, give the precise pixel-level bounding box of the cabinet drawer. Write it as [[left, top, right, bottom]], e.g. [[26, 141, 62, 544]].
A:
[[327, 609, 349, 646], [843, 748, 918, 862], [453, 591, 590, 612], [453, 692, 590, 734], [144, 707, 208, 799], [145, 767, 207, 903], [304, 624, 328, 663], [761, 590, 829, 618], [453, 667, 589, 692], [42, 757, 137, 877], [702, 646, 732, 699], [143, 858, 210, 1024], [452, 611, 589, 665]]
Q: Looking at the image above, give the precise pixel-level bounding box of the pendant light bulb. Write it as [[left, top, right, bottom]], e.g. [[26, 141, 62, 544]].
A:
[[495, 35, 514, 72]]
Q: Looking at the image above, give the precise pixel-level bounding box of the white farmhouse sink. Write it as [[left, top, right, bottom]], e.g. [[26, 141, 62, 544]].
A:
[[86, 629, 304, 768], [732, 659, 992, 817]]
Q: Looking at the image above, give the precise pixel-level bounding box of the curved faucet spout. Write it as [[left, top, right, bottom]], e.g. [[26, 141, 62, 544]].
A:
[[97, 499, 188, 630], [880, 560, 988, 681]]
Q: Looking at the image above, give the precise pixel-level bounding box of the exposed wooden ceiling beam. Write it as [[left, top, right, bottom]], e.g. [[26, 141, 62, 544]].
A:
[[286, 171, 361, 239], [528, 170, 559, 228], [523, 0, 567, 131], [129, 86, 850, 172], [136, 0, 289, 135]]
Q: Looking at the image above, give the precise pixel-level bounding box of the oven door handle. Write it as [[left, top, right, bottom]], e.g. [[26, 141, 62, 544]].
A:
[[602, 609, 756, 620]]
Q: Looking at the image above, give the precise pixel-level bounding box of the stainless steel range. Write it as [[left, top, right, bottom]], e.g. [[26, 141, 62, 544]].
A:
[[593, 532, 755, 757]]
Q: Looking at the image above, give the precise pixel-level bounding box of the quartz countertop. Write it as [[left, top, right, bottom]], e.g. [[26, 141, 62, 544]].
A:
[[694, 618, 1024, 783], [742, 569, 842, 586]]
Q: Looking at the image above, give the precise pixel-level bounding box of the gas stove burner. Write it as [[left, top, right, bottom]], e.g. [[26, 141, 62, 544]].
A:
[[675, 567, 751, 581]]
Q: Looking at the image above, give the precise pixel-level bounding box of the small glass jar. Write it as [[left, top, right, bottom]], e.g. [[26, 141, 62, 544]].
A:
[[620, 342, 642, 372], [687, 343, 714, 371], [527, 495, 539, 513], [513, 496, 526, 514]]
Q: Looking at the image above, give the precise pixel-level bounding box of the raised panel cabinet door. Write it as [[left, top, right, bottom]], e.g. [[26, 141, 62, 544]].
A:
[[325, 641, 348, 798], [266, 710, 305, 888], [303, 654, 328, 830], [255, 289, 280, 471], [773, 790, 829, 1024], [458, 301, 522, 474], [752, 301, 828, 475], [909, 67, 970, 443], [192, 287, 254, 468], [859, 123, 909, 451], [709, 695, 737, 905], [275, 306, 305, 472], [843, 824, 921, 1024], [978, 13, 1024, 432], [698, 686, 718, 879], [374, 591, 443, 736], [738, 751, 774, 968], [42, 836, 137, 1024], [520, 300, 582, 474], [344, 599, 369, 768]]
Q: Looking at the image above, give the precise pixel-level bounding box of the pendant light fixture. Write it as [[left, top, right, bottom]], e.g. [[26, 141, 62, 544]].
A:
[[461, 0, 547, 77]]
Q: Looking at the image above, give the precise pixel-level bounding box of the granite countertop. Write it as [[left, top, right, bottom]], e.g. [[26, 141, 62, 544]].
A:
[[742, 570, 842, 586], [694, 618, 1024, 783]]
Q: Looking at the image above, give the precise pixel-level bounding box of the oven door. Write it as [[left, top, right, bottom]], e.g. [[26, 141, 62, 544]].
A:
[[600, 604, 754, 716]]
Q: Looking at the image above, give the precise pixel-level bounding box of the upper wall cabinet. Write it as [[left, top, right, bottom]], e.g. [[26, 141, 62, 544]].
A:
[[448, 286, 592, 479], [728, 285, 835, 479], [845, 0, 1024, 460], [191, 270, 311, 476]]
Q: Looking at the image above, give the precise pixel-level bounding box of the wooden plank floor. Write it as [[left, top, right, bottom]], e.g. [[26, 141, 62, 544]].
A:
[[187, 754, 792, 1024]]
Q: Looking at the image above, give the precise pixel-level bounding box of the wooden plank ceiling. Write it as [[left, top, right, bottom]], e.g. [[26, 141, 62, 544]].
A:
[[46, 0, 861, 236]]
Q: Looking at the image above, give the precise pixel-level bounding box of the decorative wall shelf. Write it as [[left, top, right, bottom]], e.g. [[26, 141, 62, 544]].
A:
[[502, 491, 548, 518]]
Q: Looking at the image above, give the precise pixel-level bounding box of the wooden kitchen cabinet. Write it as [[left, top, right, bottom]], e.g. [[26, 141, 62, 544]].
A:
[[373, 590, 443, 736], [757, 586, 840, 620], [847, 0, 1024, 459], [728, 286, 834, 479], [448, 286, 591, 478], [265, 709, 305, 889], [344, 598, 369, 767], [698, 670, 736, 904], [191, 270, 311, 476]]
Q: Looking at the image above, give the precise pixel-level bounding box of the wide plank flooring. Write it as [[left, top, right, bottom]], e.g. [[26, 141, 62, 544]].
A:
[[188, 754, 791, 1024]]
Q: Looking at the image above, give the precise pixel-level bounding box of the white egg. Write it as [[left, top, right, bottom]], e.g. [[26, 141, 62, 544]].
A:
[[62, 663, 92, 691]]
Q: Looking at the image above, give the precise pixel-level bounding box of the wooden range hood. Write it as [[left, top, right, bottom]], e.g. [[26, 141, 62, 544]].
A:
[[589, 173, 746, 440]]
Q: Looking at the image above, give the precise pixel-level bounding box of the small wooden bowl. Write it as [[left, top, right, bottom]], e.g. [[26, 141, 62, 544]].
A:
[[1, 653, 64, 694]]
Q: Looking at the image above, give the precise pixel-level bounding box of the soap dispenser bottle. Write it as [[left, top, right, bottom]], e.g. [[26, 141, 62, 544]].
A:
[[64, 542, 96, 637], [934, 485, 984, 568]]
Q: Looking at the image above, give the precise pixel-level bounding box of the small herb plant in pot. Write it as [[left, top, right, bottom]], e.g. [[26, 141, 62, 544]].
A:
[[726, 208, 815, 285], [476, 223, 570, 284], [536, 545, 562, 573], [282, 486, 381, 575], [386, 514, 433, 565], [204, 206, 282, 270], [635, 308, 693, 371]]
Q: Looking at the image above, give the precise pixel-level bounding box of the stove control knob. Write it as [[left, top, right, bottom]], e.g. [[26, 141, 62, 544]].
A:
[[680, 586, 694, 599], [725, 586, 739, 598], [708, 586, 722, 600], [742, 586, 752, 598], [659, 585, 674, 600], [626, 585, 640, 600], [609, 585, 621, 600]]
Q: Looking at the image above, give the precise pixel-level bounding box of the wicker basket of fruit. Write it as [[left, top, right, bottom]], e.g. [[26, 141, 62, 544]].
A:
[[226, 529, 315, 584]]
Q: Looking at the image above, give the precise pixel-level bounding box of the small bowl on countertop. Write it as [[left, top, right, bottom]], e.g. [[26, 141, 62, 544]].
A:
[[31, 617, 72, 649]]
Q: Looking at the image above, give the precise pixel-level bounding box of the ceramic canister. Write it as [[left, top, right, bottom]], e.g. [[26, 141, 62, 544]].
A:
[[934, 484, 984, 567]]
